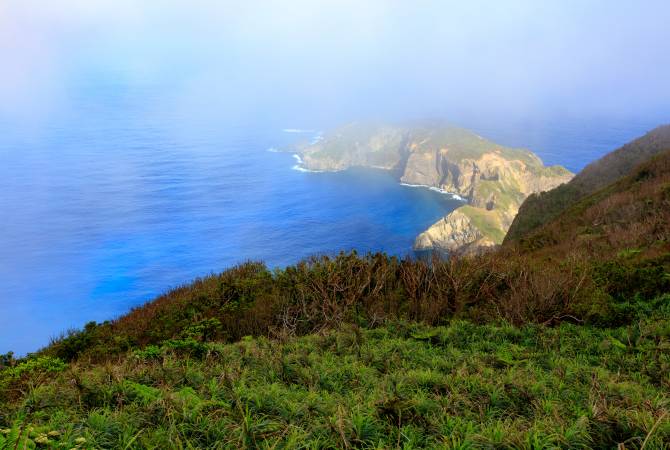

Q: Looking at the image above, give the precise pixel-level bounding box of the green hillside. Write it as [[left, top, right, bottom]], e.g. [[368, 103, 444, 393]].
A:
[[505, 124, 670, 243], [2, 314, 669, 449], [512, 149, 670, 261], [299, 122, 555, 167]]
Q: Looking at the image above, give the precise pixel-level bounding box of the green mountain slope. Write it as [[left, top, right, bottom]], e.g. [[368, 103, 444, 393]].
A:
[[512, 148, 670, 261], [505, 124, 670, 243]]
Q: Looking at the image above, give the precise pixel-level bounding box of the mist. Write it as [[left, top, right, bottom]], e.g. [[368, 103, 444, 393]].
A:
[[1, 0, 669, 131]]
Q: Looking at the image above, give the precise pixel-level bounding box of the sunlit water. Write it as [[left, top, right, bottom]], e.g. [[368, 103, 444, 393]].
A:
[[0, 85, 666, 354]]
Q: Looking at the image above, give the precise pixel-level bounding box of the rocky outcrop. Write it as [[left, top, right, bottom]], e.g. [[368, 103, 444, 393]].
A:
[[413, 208, 498, 255], [293, 122, 574, 254]]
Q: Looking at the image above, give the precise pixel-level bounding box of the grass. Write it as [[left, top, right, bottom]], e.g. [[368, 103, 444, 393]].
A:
[[302, 123, 405, 164], [542, 164, 574, 177], [1, 311, 669, 449], [459, 205, 506, 244], [301, 122, 560, 170], [471, 180, 522, 212]]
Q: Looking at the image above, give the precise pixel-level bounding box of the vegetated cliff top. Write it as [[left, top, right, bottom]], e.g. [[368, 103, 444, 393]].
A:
[[295, 121, 570, 171], [505, 124, 670, 243]]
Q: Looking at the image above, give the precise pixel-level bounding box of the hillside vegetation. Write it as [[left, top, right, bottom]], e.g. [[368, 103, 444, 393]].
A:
[[506, 124, 670, 243], [2, 130, 670, 448], [511, 149, 670, 262], [1, 314, 669, 449]]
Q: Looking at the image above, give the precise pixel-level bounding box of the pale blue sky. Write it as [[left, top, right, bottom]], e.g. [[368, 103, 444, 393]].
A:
[[1, 0, 669, 125]]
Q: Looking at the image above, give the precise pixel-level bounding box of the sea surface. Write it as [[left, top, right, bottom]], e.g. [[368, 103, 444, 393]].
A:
[[0, 86, 667, 354]]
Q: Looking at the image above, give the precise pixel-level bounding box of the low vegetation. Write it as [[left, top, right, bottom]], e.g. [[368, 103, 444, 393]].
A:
[[1, 310, 668, 448], [459, 206, 506, 244], [20, 244, 668, 365]]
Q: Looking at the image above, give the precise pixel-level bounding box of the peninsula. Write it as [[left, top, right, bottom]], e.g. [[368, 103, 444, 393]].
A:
[[293, 122, 573, 254]]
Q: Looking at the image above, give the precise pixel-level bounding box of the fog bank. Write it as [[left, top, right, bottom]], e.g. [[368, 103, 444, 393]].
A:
[[1, 0, 669, 128]]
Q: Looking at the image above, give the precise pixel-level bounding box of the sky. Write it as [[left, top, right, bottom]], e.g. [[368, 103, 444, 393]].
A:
[[1, 0, 669, 127]]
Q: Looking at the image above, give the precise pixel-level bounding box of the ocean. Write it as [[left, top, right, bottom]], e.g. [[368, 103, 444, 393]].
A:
[[0, 85, 666, 354]]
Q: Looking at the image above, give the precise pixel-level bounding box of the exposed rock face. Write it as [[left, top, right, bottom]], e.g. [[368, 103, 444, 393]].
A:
[[413, 208, 498, 255], [293, 122, 574, 254]]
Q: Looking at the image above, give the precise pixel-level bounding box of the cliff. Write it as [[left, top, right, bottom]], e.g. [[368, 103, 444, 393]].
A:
[[295, 123, 573, 254]]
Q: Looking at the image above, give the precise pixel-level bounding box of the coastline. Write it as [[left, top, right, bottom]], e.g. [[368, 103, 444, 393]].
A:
[[399, 182, 468, 201], [286, 148, 467, 203], [289, 156, 466, 198], [291, 153, 328, 173]]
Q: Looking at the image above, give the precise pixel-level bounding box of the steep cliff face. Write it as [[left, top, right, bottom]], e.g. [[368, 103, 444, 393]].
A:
[[294, 123, 573, 254]]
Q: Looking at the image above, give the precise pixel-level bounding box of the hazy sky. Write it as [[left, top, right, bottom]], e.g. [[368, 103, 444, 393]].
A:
[[1, 0, 669, 126]]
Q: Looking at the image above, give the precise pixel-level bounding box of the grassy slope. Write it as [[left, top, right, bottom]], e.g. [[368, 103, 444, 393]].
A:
[[410, 126, 515, 162], [459, 205, 506, 244], [304, 122, 560, 169], [472, 179, 524, 212], [513, 149, 670, 261], [506, 124, 670, 243], [1, 312, 669, 449], [303, 122, 405, 163]]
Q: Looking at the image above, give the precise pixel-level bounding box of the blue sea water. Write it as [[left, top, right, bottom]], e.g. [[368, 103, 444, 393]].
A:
[[0, 86, 667, 354]]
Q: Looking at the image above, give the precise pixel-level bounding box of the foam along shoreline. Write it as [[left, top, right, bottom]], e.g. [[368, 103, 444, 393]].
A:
[[288, 156, 468, 193], [291, 154, 325, 173], [400, 182, 467, 201]]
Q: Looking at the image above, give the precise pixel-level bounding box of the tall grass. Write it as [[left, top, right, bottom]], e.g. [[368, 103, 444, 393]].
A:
[[1, 314, 668, 448]]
